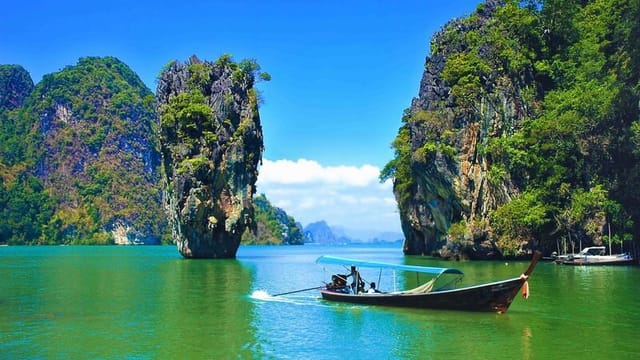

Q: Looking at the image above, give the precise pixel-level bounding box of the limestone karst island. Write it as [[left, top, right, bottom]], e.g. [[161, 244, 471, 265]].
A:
[[1, 0, 639, 261]]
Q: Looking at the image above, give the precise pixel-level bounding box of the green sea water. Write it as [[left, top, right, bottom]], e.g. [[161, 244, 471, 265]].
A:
[[1, 245, 638, 359]]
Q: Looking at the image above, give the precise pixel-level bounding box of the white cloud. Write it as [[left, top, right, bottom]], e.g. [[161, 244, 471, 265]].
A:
[[258, 158, 381, 187], [256, 158, 401, 235]]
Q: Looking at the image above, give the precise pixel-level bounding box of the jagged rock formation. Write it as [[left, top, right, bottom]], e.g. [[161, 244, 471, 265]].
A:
[[389, 0, 537, 258], [157, 55, 265, 258]]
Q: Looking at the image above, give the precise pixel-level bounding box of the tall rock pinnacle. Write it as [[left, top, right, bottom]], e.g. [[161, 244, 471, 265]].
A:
[[156, 54, 266, 258]]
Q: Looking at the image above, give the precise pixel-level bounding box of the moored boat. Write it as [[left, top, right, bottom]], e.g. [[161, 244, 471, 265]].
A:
[[316, 252, 541, 313], [556, 246, 633, 265]]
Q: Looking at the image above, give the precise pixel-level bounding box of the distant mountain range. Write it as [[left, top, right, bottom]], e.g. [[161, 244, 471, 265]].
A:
[[303, 220, 402, 245]]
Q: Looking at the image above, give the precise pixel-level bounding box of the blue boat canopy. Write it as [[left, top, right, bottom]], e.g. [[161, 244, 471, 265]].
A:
[[316, 255, 464, 276]]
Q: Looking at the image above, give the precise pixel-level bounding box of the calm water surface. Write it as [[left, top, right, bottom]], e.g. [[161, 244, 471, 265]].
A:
[[1, 245, 639, 359]]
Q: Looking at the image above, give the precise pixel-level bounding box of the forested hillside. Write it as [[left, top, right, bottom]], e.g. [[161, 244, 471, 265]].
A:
[[383, 0, 640, 258], [241, 194, 303, 245], [0, 65, 56, 244], [1, 58, 165, 244]]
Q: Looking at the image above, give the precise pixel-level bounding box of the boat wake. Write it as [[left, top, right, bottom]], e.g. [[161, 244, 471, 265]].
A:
[[249, 290, 327, 307], [250, 290, 305, 304], [250, 290, 274, 301]]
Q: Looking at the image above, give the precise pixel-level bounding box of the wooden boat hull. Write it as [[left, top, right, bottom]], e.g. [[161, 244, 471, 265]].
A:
[[320, 277, 526, 313]]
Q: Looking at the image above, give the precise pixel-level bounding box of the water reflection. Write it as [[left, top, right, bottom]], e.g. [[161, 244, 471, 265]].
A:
[[0, 246, 259, 359], [158, 257, 257, 358], [522, 326, 532, 360]]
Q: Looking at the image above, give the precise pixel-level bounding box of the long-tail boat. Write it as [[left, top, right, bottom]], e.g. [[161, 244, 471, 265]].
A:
[[316, 252, 541, 313]]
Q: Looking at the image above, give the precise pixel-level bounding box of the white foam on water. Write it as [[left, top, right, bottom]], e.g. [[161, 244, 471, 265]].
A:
[[249, 290, 327, 307], [250, 290, 272, 300], [250, 290, 294, 303]]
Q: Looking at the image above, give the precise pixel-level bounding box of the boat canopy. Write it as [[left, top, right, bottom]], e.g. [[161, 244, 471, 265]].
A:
[[577, 246, 606, 256], [316, 255, 464, 276]]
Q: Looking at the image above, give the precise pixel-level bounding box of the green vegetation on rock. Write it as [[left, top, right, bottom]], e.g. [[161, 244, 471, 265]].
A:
[[0, 57, 165, 245], [157, 54, 269, 258], [241, 194, 303, 245], [384, 0, 640, 258]]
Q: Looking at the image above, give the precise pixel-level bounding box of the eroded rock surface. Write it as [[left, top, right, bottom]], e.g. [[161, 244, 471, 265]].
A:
[[394, 0, 535, 258], [156, 55, 264, 258]]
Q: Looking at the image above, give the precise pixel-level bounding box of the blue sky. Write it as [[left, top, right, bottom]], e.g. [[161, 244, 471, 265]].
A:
[[1, 0, 482, 235]]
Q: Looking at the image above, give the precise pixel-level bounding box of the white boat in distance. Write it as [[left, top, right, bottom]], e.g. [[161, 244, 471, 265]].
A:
[[555, 246, 633, 265]]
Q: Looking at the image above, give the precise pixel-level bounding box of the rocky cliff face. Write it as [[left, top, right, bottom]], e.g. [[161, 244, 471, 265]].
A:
[[394, 0, 538, 258], [157, 55, 264, 258]]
